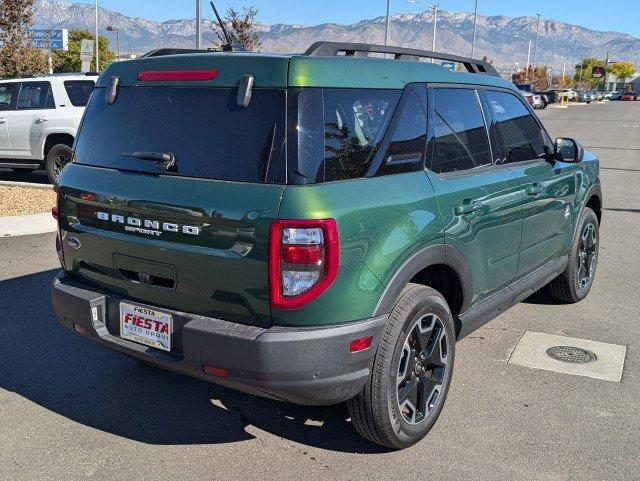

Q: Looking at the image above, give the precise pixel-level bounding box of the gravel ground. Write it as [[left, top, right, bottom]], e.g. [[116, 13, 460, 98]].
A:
[[0, 186, 56, 216]]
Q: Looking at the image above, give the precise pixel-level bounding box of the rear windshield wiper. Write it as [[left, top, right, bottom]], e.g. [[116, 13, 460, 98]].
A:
[[122, 151, 177, 172]]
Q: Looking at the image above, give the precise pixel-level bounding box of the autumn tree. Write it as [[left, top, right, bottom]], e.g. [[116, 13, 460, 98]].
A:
[[513, 65, 550, 91], [216, 6, 262, 52], [52, 29, 115, 73], [573, 58, 606, 89], [0, 0, 49, 78]]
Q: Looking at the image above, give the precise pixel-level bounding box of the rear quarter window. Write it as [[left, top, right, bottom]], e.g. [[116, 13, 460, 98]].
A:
[[64, 80, 96, 107]]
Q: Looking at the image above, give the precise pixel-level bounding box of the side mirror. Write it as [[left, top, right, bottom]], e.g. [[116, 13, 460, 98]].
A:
[[554, 137, 584, 163]]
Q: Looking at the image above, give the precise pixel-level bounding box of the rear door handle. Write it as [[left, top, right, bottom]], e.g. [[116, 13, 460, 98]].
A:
[[0, 118, 6, 124], [36, 117, 49, 124], [526, 183, 544, 196], [455, 201, 485, 216]]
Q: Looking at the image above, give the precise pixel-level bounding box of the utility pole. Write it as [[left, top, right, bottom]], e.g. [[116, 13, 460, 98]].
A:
[[385, 0, 391, 46], [95, 0, 99, 72], [470, 0, 478, 57], [570, 39, 577, 82], [526, 39, 532, 83], [578, 48, 585, 90], [196, 0, 202, 49], [603, 49, 610, 91], [532, 13, 541, 72]]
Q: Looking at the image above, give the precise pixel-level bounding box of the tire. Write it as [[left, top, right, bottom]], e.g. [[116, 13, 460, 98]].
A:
[[549, 207, 599, 303], [540, 100, 548, 109], [11, 168, 36, 173], [45, 143, 73, 183], [347, 283, 456, 449]]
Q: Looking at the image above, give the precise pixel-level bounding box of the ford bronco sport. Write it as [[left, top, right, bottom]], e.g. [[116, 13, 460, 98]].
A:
[[51, 42, 602, 449]]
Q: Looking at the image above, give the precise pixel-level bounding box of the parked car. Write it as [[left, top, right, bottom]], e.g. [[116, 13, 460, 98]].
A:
[[51, 42, 602, 450], [577, 91, 591, 103], [603, 91, 617, 99], [519, 89, 547, 109], [621, 91, 637, 101], [0, 74, 97, 181], [609, 92, 622, 100]]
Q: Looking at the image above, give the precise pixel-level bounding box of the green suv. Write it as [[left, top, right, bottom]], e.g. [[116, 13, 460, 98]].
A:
[[51, 42, 602, 449]]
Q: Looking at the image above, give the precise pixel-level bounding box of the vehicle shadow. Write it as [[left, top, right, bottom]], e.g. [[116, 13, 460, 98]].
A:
[[0, 269, 387, 454], [0, 168, 50, 184], [521, 285, 564, 305]]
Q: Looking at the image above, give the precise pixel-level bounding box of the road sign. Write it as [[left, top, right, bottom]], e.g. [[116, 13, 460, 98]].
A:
[[592, 66, 605, 78], [80, 39, 95, 62], [441, 61, 456, 71], [30, 29, 68, 50]]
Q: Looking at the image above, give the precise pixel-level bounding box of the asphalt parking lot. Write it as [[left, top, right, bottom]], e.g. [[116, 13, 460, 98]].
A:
[[0, 101, 638, 480]]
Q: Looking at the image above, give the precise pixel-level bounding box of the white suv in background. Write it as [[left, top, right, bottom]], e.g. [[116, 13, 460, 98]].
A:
[[0, 74, 97, 182]]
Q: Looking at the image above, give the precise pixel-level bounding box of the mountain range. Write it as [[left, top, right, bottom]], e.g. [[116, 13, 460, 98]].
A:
[[33, 0, 640, 73]]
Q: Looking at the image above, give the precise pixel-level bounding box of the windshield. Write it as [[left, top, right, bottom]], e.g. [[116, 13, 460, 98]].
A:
[[74, 87, 287, 183]]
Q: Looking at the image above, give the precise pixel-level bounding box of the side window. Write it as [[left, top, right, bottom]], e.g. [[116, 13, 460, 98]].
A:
[[485, 90, 545, 163], [322, 89, 400, 182], [430, 88, 492, 174], [0, 84, 17, 111], [16, 82, 54, 110], [378, 89, 427, 175], [64, 80, 95, 107]]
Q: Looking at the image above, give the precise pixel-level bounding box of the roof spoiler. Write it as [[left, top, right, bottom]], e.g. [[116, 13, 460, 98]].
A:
[[304, 42, 500, 77]]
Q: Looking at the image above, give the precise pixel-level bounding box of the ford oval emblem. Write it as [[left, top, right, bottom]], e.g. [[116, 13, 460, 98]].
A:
[[67, 236, 82, 250]]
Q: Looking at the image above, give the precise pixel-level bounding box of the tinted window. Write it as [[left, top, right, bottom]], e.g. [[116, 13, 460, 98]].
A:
[[486, 91, 545, 163], [291, 88, 401, 183], [17, 82, 54, 110], [64, 80, 95, 106], [430, 88, 492, 173], [0, 83, 17, 110], [379, 90, 427, 175], [75, 87, 286, 183]]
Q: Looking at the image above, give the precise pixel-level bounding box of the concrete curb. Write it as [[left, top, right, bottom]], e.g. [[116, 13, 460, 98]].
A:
[[0, 213, 57, 237], [0, 180, 53, 190]]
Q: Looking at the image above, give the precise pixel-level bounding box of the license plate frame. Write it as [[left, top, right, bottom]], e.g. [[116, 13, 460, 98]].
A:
[[119, 302, 172, 352]]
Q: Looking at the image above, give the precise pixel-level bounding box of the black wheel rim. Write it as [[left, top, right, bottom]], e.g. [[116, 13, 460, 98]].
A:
[[396, 314, 449, 425], [576, 222, 597, 291], [53, 153, 71, 178]]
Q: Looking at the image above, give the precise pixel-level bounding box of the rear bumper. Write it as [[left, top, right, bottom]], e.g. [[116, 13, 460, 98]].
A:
[[52, 271, 386, 405]]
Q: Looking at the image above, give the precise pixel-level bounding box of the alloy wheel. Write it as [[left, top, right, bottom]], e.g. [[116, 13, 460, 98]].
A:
[[396, 314, 449, 425], [576, 222, 597, 291]]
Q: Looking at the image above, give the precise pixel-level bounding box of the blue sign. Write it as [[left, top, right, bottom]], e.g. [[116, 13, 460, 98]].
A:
[[30, 29, 69, 51], [441, 61, 456, 71]]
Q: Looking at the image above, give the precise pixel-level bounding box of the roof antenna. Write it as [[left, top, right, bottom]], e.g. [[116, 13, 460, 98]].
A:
[[210, 2, 245, 52]]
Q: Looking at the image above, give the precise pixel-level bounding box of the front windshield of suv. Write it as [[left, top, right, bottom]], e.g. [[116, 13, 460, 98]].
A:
[[74, 87, 287, 183]]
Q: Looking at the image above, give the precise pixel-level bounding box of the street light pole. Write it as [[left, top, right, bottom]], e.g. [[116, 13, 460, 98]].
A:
[[532, 13, 541, 72], [95, 0, 99, 72], [470, 0, 478, 58], [385, 0, 391, 46], [431, 4, 438, 52], [107, 26, 120, 61], [196, 0, 202, 49], [578, 48, 585, 89], [406, 1, 438, 54]]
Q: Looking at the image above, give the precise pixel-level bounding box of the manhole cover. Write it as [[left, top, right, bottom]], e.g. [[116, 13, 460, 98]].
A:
[[546, 346, 597, 364]]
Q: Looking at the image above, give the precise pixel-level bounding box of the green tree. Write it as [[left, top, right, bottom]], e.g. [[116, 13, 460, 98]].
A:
[[0, 0, 49, 78], [216, 6, 262, 52], [609, 61, 636, 85], [52, 29, 115, 73], [573, 58, 606, 89]]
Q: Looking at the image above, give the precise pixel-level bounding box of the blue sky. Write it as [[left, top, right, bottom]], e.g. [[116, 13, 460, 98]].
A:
[[69, 0, 639, 37]]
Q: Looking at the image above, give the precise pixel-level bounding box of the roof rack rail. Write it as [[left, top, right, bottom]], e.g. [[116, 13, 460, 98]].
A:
[[304, 42, 500, 78]]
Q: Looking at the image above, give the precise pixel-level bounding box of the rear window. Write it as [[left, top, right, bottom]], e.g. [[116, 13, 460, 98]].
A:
[[64, 80, 95, 107], [74, 87, 286, 183]]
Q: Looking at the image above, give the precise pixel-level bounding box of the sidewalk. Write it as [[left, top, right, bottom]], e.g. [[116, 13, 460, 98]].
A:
[[0, 212, 57, 237]]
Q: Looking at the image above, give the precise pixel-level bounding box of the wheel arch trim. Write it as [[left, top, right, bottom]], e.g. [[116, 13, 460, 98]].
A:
[[373, 244, 473, 317]]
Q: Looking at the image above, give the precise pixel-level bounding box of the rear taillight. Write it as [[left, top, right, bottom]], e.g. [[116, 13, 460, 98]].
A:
[[53, 190, 64, 266], [269, 219, 339, 309]]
